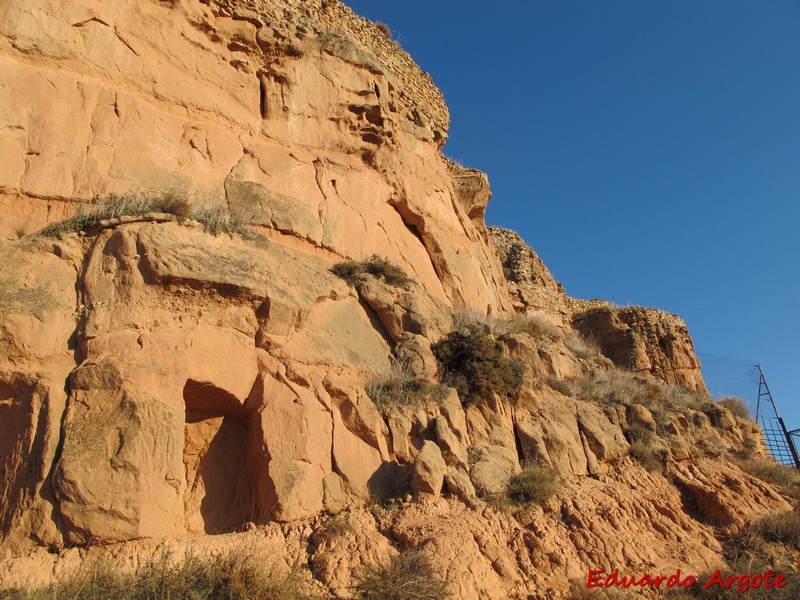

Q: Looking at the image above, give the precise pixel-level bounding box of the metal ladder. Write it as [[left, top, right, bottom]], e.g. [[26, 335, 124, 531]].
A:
[[755, 364, 800, 468]]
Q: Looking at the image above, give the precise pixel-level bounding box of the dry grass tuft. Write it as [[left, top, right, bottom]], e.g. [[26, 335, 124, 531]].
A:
[[331, 255, 411, 287], [506, 465, 558, 505], [451, 310, 561, 340], [449, 310, 601, 371], [735, 458, 800, 501], [354, 550, 450, 600], [563, 334, 600, 359], [375, 22, 392, 39], [550, 370, 706, 432], [365, 361, 448, 413], [628, 440, 666, 474], [12, 223, 28, 239], [191, 203, 264, 241], [314, 514, 356, 545], [37, 191, 190, 236], [746, 510, 800, 549], [35, 192, 263, 241], [716, 396, 752, 420]]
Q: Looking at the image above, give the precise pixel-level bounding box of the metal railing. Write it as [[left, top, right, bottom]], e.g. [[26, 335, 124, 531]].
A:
[[755, 364, 800, 468]]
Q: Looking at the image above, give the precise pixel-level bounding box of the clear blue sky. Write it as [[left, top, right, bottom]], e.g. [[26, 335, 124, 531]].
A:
[[344, 1, 800, 430]]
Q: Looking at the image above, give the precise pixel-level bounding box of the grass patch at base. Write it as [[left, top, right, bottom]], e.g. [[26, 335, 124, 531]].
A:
[[0, 551, 317, 600]]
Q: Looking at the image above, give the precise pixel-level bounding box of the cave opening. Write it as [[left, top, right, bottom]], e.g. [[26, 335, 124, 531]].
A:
[[182, 380, 254, 534]]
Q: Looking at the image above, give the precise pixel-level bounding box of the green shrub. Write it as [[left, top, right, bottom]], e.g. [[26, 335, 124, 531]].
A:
[[354, 550, 449, 600], [366, 363, 448, 413], [506, 465, 558, 505], [331, 255, 410, 287], [330, 260, 361, 283], [431, 322, 524, 404], [0, 551, 316, 599]]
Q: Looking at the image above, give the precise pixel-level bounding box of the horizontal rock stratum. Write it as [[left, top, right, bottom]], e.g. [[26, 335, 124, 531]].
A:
[[0, 1, 797, 598]]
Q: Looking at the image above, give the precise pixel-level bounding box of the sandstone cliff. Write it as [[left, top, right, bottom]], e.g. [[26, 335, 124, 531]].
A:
[[572, 305, 709, 394], [1, 1, 797, 599]]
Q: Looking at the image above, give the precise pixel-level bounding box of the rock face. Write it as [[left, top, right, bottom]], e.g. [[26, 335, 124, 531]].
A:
[[573, 305, 709, 393], [489, 227, 570, 318], [0, 1, 795, 598], [0, 0, 510, 312]]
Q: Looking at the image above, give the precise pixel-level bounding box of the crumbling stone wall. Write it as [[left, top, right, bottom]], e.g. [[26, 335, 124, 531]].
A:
[[209, 0, 449, 140]]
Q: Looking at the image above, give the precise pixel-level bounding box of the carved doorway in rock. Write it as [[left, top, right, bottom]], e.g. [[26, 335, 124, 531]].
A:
[[182, 380, 253, 534]]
